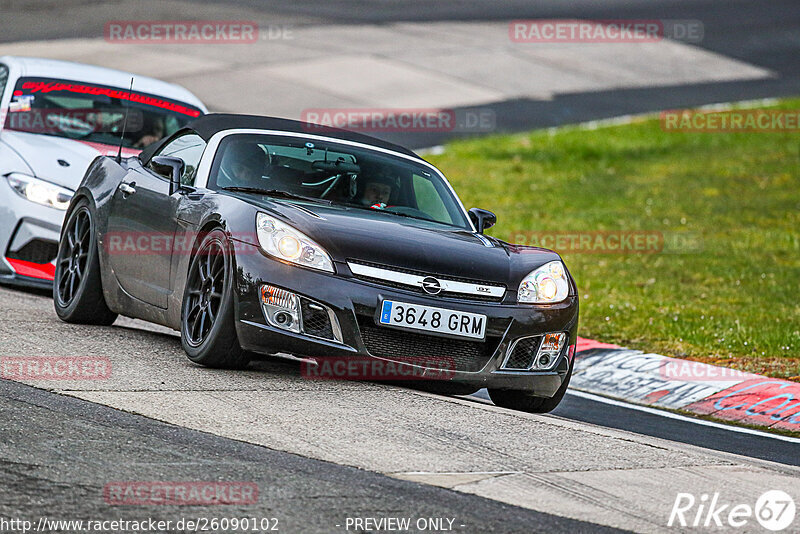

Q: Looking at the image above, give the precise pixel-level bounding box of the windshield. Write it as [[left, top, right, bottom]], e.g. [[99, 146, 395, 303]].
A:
[[209, 134, 472, 229], [3, 77, 203, 149]]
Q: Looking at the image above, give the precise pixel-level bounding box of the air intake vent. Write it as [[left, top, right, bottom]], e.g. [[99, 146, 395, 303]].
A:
[[300, 298, 335, 341], [502, 336, 543, 370], [7, 239, 58, 264], [357, 315, 500, 372]]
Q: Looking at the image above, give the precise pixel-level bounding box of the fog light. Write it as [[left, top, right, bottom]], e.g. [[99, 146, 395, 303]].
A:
[[273, 310, 293, 326], [532, 332, 567, 370], [261, 284, 300, 333]]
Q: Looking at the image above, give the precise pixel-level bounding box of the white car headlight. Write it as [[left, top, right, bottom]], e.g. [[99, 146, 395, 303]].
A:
[[5, 173, 74, 210], [256, 213, 334, 273], [518, 261, 570, 304]]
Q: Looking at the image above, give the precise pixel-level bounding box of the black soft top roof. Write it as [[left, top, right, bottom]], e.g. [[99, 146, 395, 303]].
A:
[[191, 113, 420, 158]]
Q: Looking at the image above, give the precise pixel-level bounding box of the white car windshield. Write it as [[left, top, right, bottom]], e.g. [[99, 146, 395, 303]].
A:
[[3, 77, 203, 149]]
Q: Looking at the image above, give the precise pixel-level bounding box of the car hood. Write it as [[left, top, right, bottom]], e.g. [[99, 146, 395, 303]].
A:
[[257, 199, 561, 286], [0, 130, 139, 189]]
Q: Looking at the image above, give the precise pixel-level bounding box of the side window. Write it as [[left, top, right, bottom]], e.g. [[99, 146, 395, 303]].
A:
[[0, 64, 9, 103], [152, 133, 206, 185]]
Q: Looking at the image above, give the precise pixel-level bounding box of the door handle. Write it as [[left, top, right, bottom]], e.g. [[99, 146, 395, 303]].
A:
[[119, 182, 136, 196]]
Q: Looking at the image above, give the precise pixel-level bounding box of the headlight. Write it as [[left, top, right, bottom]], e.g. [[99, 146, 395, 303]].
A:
[[518, 261, 569, 304], [256, 213, 334, 273], [5, 173, 74, 210]]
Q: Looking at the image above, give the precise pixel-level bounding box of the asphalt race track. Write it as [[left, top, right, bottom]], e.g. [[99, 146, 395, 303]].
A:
[[1, 1, 799, 532], [481, 390, 800, 467], [1, 0, 799, 148], [0, 378, 617, 534], [1, 285, 799, 532]]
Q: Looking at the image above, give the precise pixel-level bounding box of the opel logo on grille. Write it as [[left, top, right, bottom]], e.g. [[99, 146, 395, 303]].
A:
[[421, 277, 442, 295]]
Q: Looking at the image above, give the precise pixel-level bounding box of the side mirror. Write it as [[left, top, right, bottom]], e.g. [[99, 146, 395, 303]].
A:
[[468, 208, 497, 234], [151, 156, 185, 194]]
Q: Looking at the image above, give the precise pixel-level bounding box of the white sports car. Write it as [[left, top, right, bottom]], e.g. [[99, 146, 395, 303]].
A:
[[0, 56, 206, 288]]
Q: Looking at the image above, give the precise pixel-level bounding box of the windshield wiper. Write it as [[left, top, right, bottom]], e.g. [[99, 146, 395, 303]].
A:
[[221, 187, 331, 205], [337, 202, 439, 224]]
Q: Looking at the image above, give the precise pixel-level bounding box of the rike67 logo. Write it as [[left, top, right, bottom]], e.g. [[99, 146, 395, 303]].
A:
[[669, 490, 796, 531]]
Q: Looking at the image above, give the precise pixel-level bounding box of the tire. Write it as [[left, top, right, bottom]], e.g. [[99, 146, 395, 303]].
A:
[[180, 229, 250, 369], [488, 361, 573, 414], [53, 200, 118, 325]]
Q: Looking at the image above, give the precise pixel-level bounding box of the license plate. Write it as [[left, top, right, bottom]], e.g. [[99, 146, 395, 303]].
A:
[[378, 300, 486, 340]]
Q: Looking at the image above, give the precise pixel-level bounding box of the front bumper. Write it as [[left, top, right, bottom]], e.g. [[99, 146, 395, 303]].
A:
[[0, 177, 65, 288], [233, 244, 578, 397]]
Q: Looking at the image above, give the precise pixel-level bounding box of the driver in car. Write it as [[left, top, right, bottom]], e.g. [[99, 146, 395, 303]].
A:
[[360, 171, 397, 208], [134, 115, 165, 148]]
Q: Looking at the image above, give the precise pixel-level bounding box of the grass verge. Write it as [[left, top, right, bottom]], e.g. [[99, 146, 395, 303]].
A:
[[427, 99, 800, 379]]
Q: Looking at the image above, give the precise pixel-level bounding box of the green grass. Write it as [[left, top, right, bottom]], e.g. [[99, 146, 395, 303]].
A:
[[427, 99, 800, 379]]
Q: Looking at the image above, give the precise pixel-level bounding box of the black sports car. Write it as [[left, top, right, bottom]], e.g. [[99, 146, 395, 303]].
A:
[[53, 114, 579, 413]]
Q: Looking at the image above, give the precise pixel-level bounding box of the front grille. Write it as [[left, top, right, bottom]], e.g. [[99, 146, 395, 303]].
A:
[[7, 239, 58, 264], [300, 298, 335, 341], [349, 260, 505, 302], [355, 274, 502, 302], [502, 336, 543, 370], [357, 315, 500, 372]]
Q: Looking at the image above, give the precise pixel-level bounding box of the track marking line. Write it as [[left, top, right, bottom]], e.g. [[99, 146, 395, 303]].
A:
[[567, 389, 800, 444]]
